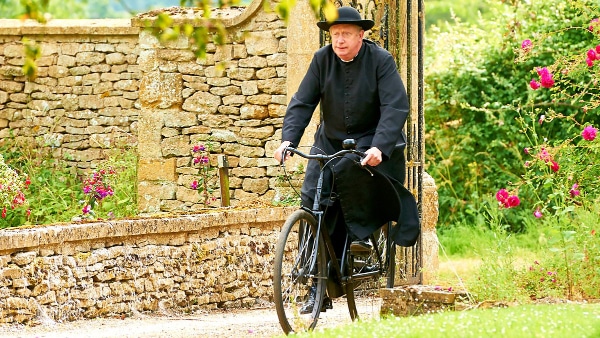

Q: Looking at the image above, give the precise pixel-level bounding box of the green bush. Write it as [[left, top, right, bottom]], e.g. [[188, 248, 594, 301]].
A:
[[425, 0, 600, 228], [0, 138, 137, 228]]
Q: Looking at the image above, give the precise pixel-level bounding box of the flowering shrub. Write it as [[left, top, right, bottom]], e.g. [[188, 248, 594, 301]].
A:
[[190, 143, 217, 207], [79, 168, 116, 219], [0, 154, 30, 225], [519, 260, 563, 300]]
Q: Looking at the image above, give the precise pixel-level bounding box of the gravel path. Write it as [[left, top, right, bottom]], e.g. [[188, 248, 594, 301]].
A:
[[0, 299, 371, 338]]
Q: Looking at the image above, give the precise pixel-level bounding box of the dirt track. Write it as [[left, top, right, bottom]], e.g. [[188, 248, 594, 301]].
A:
[[0, 299, 366, 338]]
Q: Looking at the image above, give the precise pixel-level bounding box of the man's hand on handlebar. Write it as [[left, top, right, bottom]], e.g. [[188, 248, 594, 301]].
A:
[[360, 147, 382, 167], [274, 141, 292, 164]]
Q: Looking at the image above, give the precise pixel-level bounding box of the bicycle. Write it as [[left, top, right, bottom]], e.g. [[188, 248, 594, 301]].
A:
[[273, 139, 397, 334]]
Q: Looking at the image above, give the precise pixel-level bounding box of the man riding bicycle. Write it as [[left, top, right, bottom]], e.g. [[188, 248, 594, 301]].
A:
[[274, 6, 420, 314]]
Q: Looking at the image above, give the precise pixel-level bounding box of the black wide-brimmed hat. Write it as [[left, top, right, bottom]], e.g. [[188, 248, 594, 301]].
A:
[[316, 6, 375, 31]]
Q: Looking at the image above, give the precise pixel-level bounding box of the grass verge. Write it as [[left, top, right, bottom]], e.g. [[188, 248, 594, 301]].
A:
[[289, 303, 600, 337]]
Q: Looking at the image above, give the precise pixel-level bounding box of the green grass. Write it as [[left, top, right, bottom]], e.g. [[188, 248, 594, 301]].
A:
[[289, 303, 600, 337]]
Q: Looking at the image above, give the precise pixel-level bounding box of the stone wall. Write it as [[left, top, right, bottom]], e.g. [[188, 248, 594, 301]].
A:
[[0, 207, 294, 324], [0, 19, 140, 169], [133, 2, 289, 212]]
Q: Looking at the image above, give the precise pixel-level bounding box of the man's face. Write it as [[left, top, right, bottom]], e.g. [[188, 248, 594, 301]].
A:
[[329, 24, 364, 61]]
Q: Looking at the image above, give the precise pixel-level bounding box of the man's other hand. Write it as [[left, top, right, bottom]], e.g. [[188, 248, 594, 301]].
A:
[[360, 147, 382, 166], [274, 141, 292, 163]]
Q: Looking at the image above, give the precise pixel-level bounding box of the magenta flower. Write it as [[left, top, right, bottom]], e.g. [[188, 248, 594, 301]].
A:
[[193, 145, 206, 153], [587, 57, 594, 67], [550, 160, 560, 172], [506, 195, 521, 208], [191, 180, 199, 190], [569, 183, 580, 198], [521, 39, 532, 50], [529, 79, 541, 90], [538, 148, 551, 162], [496, 189, 509, 202], [587, 49, 598, 60], [534, 208, 543, 218], [495, 189, 520, 209], [523, 147, 530, 154], [82, 205, 91, 214], [582, 125, 598, 141], [537, 67, 555, 88]]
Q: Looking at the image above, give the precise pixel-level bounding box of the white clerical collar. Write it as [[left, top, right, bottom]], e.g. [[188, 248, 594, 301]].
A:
[[340, 53, 358, 62]]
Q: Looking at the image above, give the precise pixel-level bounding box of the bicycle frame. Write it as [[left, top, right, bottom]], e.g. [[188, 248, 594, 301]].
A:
[[283, 143, 376, 291]]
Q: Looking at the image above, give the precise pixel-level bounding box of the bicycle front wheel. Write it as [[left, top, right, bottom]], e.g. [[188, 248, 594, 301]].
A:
[[273, 209, 327, 334]]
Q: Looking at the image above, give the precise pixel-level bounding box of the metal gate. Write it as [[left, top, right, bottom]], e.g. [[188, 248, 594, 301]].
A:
[[321, 0, 425, 285]]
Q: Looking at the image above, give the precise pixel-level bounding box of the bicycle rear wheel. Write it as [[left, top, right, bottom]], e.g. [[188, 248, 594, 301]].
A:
[[273, 209, 327, 334], [346, 221, 396, 321]]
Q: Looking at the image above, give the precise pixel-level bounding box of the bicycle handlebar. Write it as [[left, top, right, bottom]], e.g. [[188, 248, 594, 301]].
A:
[[282, 146, 366, 163]]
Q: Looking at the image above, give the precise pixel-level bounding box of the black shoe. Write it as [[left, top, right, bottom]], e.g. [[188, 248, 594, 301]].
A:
[[350, 240, 373, 253], [299, 286, 333, 314]]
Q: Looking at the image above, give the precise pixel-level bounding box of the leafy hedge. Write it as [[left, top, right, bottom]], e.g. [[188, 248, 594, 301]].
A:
[[425, 0, 600, 228]]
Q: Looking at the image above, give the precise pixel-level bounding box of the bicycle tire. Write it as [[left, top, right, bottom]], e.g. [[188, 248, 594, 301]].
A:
[[273, 209, 327, 334], [346, 221, 396, 321]]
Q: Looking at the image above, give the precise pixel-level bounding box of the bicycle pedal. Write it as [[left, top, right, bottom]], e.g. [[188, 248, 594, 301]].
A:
[[350, 240, 373, 253]]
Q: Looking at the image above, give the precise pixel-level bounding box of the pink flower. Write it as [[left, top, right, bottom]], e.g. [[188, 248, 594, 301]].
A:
[[589, 18, 599, 32], [496, 189, 509, 203], [550, 160, 559, 172], [534, 208, 543, 218], [569, 183, 580, 197], [82, 205, 91, 214], [524, 147, 530, 154], [538, 148, 551, 162], [1, 207, 5, 218], [529, 79, 541, 90], [506, 195, 521, 208], [193, 145, 205, 153], [536, 67, 555, 88], [538, 114, 545, 125], [524, 161, 531, 167], [582, 125, 598, 141], [521, 39, 532, 50], [496, 189, 520, 209], [587, 49, 598, 60], [191, 180, 199, 190], [587, 57, 594, 67]]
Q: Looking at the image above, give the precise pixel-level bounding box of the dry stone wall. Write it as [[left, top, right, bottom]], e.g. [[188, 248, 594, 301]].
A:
[[0, 207, 293, 324], [133, 3, 289, 213], [0, 19, 140, 169]]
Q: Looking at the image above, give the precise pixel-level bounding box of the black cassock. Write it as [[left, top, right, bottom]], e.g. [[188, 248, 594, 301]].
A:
[[282, 39, 420, 250], [299, 130, 420, 248]]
